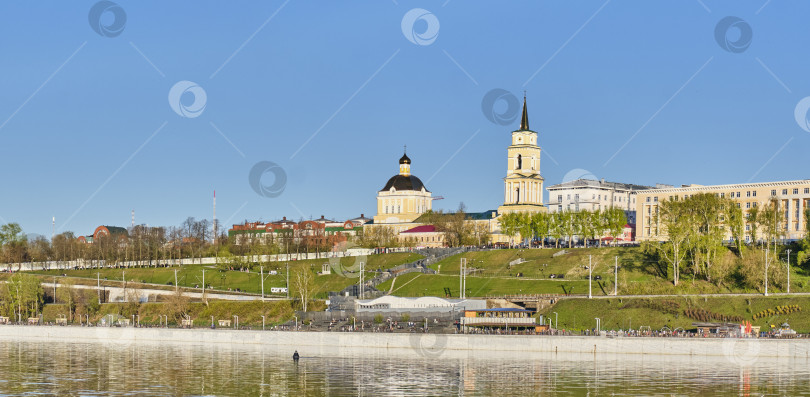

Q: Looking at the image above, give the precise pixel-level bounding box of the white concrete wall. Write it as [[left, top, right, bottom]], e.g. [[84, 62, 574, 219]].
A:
[[0, 325, 807, 359]]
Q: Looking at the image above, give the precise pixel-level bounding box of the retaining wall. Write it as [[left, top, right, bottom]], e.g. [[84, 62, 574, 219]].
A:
[[0, 326, 808, 359]]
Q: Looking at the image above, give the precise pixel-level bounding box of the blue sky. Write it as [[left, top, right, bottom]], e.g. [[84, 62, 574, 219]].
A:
[[1, 1, 809, 237]]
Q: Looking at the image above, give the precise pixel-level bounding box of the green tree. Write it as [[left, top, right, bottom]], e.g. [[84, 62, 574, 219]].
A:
[[604, 208, 627, 247], [531, 212, 550, 248], [647, 199, 690, 285], [498, 212, 520, 247]]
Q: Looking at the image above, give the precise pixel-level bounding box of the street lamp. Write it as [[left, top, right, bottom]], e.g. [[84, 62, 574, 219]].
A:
[[765, 248, 769, 297], [588, 255, 593, 299], [786, 249, 792, 294], [553, 312, 558, 332], [595, 317, 601, 336]]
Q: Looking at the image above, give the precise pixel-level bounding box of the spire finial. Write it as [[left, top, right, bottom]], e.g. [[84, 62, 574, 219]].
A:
[[404, 144, 407, 154], [520, 93, 529, 131]]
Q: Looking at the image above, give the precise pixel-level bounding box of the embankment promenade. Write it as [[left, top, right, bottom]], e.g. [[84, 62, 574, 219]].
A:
[[1, 326, 809, 360]]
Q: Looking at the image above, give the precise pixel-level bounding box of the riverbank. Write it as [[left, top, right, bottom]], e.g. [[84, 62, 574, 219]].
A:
[[1, 325, 809, 360]]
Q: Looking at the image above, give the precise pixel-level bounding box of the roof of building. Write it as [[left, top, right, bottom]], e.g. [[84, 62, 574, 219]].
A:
[[401, 225, 437, 233], [399, 152, 411, 165], [99, 226, 128, 235], [467, 308, 535, 312], [546, 178, 654, 191], [381, 174, 428, 192], [412, 210, 496, 223]]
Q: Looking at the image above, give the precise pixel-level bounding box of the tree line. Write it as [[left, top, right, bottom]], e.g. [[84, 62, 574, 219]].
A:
[[644, 193, 808, 289], [497, 207, 628, 248]]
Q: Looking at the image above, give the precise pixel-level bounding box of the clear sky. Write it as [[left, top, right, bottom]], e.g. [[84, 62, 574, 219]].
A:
[[1, 1, 808, 237]]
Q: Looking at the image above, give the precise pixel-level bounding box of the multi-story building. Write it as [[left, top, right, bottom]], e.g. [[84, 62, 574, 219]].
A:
[[497, 96, 546, 216], [636, 179, 810, 243], [229, 215, 369, 246], [546, 178, 653, 221]]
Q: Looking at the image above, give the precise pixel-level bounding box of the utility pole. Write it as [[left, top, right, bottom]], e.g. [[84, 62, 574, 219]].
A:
[[286, 263, 290, 299], [588, 255, 593, 299], [174, 269, 178, 292], [260, 266, 265, 301], [97, 273, 101, 302], [614, 256, 618, 296]]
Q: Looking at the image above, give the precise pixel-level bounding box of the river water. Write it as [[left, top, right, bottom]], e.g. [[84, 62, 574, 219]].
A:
[[0, 339, 808, 396]]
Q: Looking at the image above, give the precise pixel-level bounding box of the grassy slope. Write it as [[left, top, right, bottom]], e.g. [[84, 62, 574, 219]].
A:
[[378, 247, 810, 298], [544, 296, 810, 333], [27, 253, 422, 299], [41, 300, 317, 327]]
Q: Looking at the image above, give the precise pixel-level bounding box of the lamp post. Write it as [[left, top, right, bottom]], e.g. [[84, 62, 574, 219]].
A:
[[595, 317, 601, 336], [614, 256, 618, 296], [262, 315, 265, 331], [765, 248, 769, 297], [553, 312, 558, 332], [588, 255, 593, 299], [786, 249, 792, 294]]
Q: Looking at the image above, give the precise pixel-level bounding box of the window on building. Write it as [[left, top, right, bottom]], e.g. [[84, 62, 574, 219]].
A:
[[746, 202, 750, 209], [794, 188, 799, 195], [557, 205, 562, 211], [720, 193, 725, 198], [737, 203, 741, 208], [753, 202, 757, 208], [783, 189, 788, 195], [557, 195, 562, 203], [746, 191, 751, 197], [567, 194, 571, 200], [574, 194, 579, 201], [805, 188, 809, 194], [745, 224, 750, 231], [753, 191, 757, 197], [654, 197, 658, 202], [745, 235, 750, 243], [771, 189, 777, 196]]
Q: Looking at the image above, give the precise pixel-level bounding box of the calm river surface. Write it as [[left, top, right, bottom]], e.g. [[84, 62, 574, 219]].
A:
[[0, 339, 809, 396]]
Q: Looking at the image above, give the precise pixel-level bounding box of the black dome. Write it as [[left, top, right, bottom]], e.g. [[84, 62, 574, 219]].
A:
[[399, 153, 411, 164], [380, 174, 428, 192]]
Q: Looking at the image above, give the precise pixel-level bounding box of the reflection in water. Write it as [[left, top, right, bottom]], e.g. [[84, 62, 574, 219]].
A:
[[0, 340, 809, 396]]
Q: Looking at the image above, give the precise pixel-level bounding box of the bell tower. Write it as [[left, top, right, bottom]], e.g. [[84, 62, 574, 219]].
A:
[[498, 95, 546, 215]]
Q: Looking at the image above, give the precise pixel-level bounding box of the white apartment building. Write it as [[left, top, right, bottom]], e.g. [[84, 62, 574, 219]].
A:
[[546, 178, 654, 223]]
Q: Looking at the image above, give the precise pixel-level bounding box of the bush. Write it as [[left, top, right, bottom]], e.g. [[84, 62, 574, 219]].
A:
[[373, 313, 383, 324]]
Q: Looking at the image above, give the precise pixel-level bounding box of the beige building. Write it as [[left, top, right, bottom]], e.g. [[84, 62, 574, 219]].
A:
[[497, 97, 547, 216], [371, 151, 433, 233], [636, 179, 810, 243]]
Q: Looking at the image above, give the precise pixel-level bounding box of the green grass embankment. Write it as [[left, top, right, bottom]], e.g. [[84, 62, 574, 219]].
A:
[[29, 253, 422, 299], [543, 296, 810, 333], [41, 300, 320, 328]]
